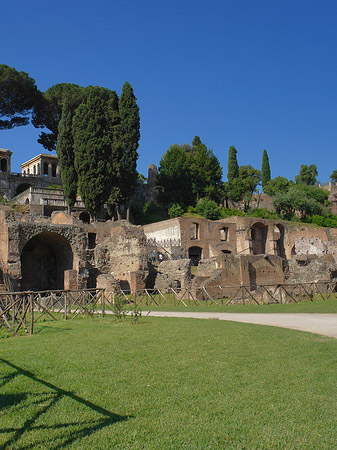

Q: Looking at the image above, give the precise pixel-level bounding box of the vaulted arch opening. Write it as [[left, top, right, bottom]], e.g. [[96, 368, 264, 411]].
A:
[[21, 232, 74, 291], [250, 222, 268, 255], [15, 183, 31, 196]]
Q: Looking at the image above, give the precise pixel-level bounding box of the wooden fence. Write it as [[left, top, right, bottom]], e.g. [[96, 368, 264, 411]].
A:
[[1, 282, 336, 336]]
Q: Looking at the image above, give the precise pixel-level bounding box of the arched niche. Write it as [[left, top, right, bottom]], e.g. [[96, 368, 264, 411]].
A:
[[20, 232, 74, 291], [250, 222, 268, 255]]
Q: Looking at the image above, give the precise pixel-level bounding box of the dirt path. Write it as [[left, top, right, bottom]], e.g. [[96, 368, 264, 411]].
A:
[[144, 311, 337, 339]]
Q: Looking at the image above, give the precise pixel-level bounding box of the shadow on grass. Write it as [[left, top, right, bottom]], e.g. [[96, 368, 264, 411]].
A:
[[0, 359, 130, 450]]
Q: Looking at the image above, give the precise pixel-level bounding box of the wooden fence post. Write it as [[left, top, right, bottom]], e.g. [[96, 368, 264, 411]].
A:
[[64, 291, 68, 320], [30, 293, 34, 335], [101, 289, 105, 318]]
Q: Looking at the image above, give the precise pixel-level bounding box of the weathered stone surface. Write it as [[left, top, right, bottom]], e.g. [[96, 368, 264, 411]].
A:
[[286, 255, 337, 283], [97, 273, 122, 295], [95, 222, 149, 290], [294, 237, 328, 257], [154, 259, 192, 290]]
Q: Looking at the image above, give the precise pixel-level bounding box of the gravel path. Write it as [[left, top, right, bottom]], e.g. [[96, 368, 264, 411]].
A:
[[144, 311, 337, 339]]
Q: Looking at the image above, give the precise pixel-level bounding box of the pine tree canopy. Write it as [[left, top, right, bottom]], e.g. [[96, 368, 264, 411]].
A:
[[0, 64, 40, 130]]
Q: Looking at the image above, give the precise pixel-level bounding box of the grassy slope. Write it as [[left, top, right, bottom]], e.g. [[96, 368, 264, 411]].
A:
[[1, 317, 336, 450]]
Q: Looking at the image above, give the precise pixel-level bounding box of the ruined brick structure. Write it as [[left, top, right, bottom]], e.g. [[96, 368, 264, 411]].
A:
[[0, 148, 337, 294]]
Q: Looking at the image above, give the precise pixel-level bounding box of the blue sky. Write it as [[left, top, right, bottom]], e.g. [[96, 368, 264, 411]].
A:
[[1, 0, 336, 183]]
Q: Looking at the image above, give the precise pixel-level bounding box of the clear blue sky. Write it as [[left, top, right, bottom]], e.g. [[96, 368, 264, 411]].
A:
[[1, 0, 336, 183]]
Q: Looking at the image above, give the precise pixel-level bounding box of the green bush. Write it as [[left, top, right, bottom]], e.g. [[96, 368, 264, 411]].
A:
[[196, 198, 222, 220], [221, 207, 245, 217], [168, 203, 185, 218]]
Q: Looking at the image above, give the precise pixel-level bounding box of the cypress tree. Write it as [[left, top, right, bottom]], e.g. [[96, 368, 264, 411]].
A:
[[56, 98, 77, 209], [227, 146, 239, 182], [114, 82, 140, 219], [262, 149, 271, 192], [72, 89, 116, 214]]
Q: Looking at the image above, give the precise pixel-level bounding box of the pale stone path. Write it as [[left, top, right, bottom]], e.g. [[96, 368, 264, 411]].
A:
[[144, 311, 337, 339]]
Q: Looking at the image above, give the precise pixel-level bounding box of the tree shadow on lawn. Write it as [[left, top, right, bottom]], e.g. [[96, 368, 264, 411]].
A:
[[0, 359, 130, 450]]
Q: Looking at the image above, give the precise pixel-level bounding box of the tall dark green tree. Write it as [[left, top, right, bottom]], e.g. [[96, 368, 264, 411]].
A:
[[227, 146, 239, 182], [55, 98, 77, 209], [261, 149, 271, 192], [0, 64, 40, 129], [110, 82, 140, 219], [72, 88, 117, 214]]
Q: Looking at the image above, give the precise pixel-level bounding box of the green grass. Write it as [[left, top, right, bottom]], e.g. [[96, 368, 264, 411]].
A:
[[105, 296, 337, 314], [1, 316, 336, 449]]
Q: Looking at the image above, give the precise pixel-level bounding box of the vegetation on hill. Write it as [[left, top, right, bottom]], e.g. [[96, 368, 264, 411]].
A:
[[1, 64, 336, 226]]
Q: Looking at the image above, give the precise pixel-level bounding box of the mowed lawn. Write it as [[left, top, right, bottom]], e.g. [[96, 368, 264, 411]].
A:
[[1, 316, 336, 449]]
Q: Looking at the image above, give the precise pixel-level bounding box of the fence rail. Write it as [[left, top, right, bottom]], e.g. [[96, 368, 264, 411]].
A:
[[1, 282, 336, 336]]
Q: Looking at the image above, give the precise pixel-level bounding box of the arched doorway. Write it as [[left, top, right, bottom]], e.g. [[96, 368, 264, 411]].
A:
[[189, 246, 202, 266], [250, 223, 268, 255], [21, 232, 74, 291]]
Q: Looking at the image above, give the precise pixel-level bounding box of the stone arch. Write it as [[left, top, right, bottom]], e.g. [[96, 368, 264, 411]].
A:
[[15, 183, 31, 196], [188, 246, 202, 266], [250, 222, 268, 255], [20, 232, 74, 291]]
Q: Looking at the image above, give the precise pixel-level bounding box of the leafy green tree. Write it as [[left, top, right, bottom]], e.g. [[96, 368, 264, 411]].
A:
[[55, 98, 77, 209], [72, 88, 118, 214], [264, 176, 291, 196], [261, 149, 271, 191], [0, 64, 40, 129], [273, 184, 329, 220], [295, 164, 318, 185], [228, 165, 261, 210], [227, 146, 239, 182], [157, 138, 223, 208], [157, 145, 195, 207], [330, 170, 337, 183], [33, 83, 87, 151], [110, 82, 140, 219]]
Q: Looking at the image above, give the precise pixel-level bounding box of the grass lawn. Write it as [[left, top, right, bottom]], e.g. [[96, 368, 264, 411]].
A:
[[1, 316, 336, 449], [110, 296, 337, 314]]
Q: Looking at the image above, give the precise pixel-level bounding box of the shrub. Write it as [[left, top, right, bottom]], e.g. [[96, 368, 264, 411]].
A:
[[168, 203, 185, 218], [196, 198, 222, 220]]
